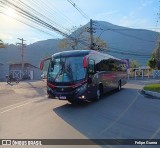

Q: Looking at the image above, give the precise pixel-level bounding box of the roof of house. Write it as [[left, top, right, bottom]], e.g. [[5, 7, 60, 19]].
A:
[[9, 62, 40, 69]]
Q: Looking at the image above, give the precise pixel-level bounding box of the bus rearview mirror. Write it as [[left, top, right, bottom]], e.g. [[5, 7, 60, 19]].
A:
[[40, 57, 51, 70], [40, 60, 44, 70]]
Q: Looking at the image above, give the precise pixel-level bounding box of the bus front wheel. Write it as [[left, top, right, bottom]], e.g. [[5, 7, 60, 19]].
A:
[[68, 99, 78, 104]]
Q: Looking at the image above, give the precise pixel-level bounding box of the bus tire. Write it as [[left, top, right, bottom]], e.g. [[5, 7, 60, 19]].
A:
[[117, 81, 121, 91], [96, 88, 101, 100], [93, 86, 102, 101], [68, 100, 77, 104]]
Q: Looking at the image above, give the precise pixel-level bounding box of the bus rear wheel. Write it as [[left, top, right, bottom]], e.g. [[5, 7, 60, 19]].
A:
[[93, 86, 102, 101], [117, 81, 121, 91]]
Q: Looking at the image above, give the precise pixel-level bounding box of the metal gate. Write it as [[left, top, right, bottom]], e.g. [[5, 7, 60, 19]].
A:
[[153, 70, 160, 78], [10, 70, 21, 79]]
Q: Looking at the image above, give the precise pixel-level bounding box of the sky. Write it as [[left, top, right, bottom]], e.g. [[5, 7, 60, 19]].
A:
[[0, 0, 159, 44]]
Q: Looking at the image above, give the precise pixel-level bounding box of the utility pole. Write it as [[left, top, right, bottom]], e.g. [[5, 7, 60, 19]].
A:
[[158, 42, 160, 60], [90, 19, 93, 50], [17, 38, 26, 79]]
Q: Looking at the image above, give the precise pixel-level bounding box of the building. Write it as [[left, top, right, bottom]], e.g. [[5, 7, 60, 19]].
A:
[[0, 63, 4, 81], [9, 62, 41, 80]]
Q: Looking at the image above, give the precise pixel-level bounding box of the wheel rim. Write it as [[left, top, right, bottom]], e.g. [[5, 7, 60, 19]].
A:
[[97, 89, 100, 100], [118, 83, 121, 91]]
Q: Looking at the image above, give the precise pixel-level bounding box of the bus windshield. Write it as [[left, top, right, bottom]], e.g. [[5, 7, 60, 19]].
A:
[[48, 56, 86, 83]]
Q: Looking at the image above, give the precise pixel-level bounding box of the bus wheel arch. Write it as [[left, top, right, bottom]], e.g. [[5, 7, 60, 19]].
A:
[[99, 83, 103, 95]]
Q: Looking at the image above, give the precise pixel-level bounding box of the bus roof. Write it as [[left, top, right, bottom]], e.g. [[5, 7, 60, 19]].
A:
[[52, 50, 91, 58], [52, 50, 125, 62]]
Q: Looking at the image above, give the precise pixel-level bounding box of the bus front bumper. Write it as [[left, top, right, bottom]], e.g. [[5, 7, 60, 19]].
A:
[[47, 86, 88, 101]]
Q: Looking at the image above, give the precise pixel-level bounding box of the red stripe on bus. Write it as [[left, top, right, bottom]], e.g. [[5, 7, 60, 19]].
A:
[[47, 80, 87, 89], [47, 82, 56, 88]]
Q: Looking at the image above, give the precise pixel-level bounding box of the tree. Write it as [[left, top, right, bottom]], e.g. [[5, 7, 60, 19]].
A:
[[58, 26, 107, 50], [129, 60, 139, 68], [147, 42, 160, 70], [92, 36, 107, 50], [147, 53, 157, 69], [58, 25, 87, 50]]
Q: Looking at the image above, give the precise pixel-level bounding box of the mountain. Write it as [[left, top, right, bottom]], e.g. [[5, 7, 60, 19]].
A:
[[0, 21, 158, 67], [88, 21, 158, 66]]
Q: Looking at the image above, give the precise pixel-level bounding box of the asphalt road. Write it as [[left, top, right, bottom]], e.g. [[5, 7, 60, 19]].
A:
[[0, 79, 160, 148]]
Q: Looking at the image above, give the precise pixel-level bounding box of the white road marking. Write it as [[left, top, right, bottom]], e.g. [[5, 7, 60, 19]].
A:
[[0, 98, 43, 114], [0, 99, 33, 111]]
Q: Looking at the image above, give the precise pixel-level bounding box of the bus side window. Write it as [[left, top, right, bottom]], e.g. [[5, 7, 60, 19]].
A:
[[88, 59, 95, 74]]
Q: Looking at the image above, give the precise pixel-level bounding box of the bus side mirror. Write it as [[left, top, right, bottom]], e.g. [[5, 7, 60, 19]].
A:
[[40, 60, 44, 70], [83, 56, 88, 68], [40, 57, 51, 70]]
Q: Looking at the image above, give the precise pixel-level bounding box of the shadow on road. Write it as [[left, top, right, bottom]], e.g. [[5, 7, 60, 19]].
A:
[[53, 88, 138, 139], [24, 81, 47, 97]]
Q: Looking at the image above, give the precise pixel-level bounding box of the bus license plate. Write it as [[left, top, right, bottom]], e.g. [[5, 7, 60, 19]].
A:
[[59, 96, 66, 100]]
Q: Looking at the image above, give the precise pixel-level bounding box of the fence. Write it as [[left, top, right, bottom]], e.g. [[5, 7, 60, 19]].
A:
[[153, 70, 160, 79]]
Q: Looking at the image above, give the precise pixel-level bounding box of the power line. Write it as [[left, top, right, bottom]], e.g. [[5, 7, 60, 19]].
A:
[[14, 0, 71, 34], [108, 48, 150, 57], [95, 27, 156, 43], [0, 11, 56, 37], [67, 0, 90, 20], [26, 0, 73, 32], [0, 0, 91, 48], [0, 0, 72, 36], [43, 0, 74, 26], [95, 21, 157, 43], [0, 1, 70, 38]]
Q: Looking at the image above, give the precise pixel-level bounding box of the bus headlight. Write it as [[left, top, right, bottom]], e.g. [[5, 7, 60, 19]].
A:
[[75, 83, 87, 94]]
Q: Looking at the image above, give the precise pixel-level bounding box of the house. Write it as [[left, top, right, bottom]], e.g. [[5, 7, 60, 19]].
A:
[[0, 63, 4, 81], [9, 62, 41, 80]]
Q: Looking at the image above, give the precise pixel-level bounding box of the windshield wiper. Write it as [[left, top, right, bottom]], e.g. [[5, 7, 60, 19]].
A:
[[53, 67, 63, 82]]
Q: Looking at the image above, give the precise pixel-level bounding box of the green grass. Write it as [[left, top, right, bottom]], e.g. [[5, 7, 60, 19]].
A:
[[144, 84, 160, 93]]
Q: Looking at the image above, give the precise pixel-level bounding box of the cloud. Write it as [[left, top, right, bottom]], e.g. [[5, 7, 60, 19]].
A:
[[139, 0, 153, 9], [119, 15, 149, 28], [94, 10, 119, 21]]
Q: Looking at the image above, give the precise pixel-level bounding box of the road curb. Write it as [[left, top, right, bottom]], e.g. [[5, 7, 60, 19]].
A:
[[142, 89, 160, 98]]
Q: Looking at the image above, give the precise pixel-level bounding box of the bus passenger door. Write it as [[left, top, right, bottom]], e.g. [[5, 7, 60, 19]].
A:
[[87, 59, 97, 99]]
